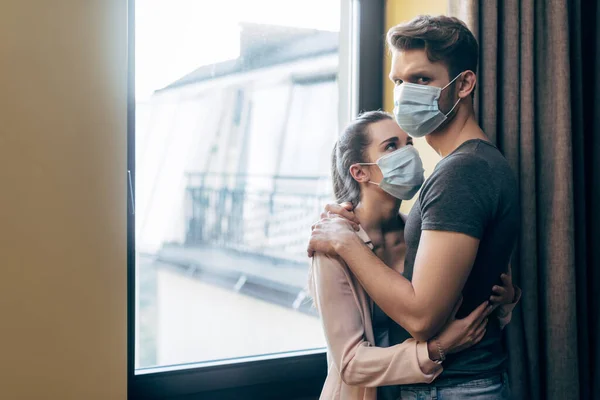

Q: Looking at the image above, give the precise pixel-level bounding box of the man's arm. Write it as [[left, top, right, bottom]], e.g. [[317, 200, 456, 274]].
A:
[[335, 229, 479, 341], [310, 254, 442, 386], [312, 154, 496, 341]]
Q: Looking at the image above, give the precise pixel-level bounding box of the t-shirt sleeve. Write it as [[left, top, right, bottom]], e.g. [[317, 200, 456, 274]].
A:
[[419, 154, 496, 239]]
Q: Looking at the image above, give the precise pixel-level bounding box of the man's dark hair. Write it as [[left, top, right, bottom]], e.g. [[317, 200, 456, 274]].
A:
[[387, 15, 479, 78]]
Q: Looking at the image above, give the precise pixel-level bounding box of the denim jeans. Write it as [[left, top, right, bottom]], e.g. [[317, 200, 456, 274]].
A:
[[397, 373, 511, 400]]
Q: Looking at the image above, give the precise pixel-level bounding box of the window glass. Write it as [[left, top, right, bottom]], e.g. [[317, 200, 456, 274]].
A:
[[135, 0, 347, 369]]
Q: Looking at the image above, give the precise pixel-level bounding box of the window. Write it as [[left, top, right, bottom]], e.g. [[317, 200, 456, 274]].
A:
[[128, 0, 384, 398]]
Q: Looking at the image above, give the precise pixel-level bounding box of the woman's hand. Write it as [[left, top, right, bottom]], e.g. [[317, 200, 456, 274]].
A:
[[489, 269, 516, 307], [427, 297, 494, 361], [490, 266, 521, 319], [319, 202, 359, 224]]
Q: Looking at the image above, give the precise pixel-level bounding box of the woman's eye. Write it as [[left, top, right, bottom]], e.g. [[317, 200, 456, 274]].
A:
[[385, 143, 397, 151]]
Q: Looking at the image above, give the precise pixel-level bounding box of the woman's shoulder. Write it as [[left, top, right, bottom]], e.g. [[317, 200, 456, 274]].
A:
[[311, 253, 358, 292], [356, 226, 375, 250], [310, 253, 367, 311], [312, 252, 350, 274]]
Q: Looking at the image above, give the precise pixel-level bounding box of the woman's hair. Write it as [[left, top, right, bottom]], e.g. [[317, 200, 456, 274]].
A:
[[308, 111, 393, 306], [331, 110, 393, 206]]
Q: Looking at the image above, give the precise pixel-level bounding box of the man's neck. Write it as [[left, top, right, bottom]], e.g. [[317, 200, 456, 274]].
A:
[[425, 108, 489, 158]]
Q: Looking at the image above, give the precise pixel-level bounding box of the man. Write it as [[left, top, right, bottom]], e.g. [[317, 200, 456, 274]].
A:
[[308, 15, 519, 399]]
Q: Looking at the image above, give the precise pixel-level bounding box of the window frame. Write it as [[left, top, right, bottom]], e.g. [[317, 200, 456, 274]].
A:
[[127, 0, 385, 398]]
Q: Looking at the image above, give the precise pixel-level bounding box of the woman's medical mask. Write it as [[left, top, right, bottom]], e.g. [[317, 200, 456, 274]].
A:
[[393, 73, 463, 138], [358, 145, 424, 200]]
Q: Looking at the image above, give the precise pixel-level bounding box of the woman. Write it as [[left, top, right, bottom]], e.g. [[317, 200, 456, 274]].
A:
[[308, 111, 520, 400]]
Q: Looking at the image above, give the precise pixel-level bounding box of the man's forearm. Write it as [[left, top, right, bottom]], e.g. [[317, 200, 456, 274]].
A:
[[335, 235, 433, 340]]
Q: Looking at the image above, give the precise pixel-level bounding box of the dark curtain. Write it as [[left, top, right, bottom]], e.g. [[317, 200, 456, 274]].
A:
[[448, 1, 599, 399]]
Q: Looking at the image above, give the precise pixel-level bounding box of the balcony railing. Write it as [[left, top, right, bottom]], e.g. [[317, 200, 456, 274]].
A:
[[184, 172, 332, 264]]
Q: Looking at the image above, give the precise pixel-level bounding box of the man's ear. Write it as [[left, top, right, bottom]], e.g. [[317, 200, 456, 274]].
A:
[[349, 164, 370, 183], [458, 70, 477, 99]]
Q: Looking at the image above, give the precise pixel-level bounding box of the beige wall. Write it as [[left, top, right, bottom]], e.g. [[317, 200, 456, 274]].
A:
[[384, 0, 447, 213], [0, 1, 127, 399]]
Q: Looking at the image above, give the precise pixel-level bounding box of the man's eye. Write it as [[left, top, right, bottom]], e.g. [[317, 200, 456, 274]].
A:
[[394, 79, 403, 86], [416, 77, 430, 84]]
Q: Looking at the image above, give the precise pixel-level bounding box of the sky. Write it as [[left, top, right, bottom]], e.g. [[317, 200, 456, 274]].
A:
[[135, 0, 340, 100]]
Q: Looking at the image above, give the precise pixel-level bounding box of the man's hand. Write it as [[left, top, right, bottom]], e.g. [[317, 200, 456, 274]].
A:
[[307, 215, 359, 257], [308, 202, 360, 257]]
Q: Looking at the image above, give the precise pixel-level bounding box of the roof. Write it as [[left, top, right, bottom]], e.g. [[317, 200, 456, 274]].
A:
[[157, 23, 338, 92]]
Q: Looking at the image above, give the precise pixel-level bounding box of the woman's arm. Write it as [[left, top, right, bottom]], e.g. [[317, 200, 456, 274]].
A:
[[310, 254, 442, 387]]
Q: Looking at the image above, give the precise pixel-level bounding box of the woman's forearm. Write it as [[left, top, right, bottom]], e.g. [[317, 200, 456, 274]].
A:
[[426, 340, 442, 362]]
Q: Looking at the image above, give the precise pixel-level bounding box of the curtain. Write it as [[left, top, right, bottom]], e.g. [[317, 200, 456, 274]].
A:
[[448, 1, 599, 399]]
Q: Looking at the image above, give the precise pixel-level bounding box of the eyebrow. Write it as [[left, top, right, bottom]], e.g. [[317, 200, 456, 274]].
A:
[[389, 69, 432, 82], [379, 137, 399, 146], [407, 69, 431, 77]]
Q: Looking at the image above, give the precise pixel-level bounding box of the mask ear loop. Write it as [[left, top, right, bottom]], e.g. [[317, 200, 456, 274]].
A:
[[441, 72, 463, 91], [351, 163, 381, 186], [441, 72, 464, 117], [444, 97, 462, 117]]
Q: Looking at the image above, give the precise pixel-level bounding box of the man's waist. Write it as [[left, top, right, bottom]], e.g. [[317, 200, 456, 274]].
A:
[[437, 332, 507, 379], [399, 370, 507, 389]]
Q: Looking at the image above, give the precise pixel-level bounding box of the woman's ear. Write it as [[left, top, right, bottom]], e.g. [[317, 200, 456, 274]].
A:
[[458, 70, 477, 98], [349, 164, 370, 183]]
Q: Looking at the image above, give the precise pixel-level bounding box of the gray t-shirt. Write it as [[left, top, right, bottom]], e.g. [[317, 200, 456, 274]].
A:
[[377, 139, 519, 394]]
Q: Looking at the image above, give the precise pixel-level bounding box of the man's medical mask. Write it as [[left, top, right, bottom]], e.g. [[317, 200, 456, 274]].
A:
[[393, 73, 463, 138], [359, 145, 424, 200]]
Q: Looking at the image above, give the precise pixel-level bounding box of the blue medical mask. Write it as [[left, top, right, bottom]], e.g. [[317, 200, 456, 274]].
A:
[[358, 145, 424, 200], [393, 73, 463, 138]]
